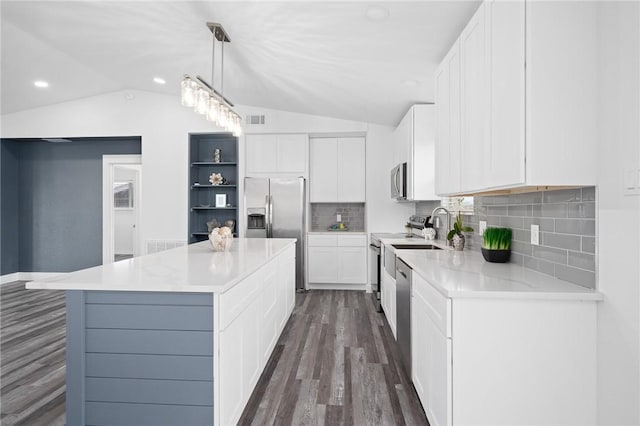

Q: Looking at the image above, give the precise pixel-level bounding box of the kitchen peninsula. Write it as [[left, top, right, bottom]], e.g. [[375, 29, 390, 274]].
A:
[[27, 238, 297, 426]]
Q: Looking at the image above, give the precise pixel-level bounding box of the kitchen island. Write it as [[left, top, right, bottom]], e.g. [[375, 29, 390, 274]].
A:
[[27, 238, 296, 426]]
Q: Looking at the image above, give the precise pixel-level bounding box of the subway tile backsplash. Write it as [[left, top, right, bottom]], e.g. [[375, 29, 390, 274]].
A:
[[416, 187, 597, 289], [310, 203, 365, 232]]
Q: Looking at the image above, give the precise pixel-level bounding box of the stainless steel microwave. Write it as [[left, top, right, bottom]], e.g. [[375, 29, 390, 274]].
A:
[[391, 162, 407, 200]]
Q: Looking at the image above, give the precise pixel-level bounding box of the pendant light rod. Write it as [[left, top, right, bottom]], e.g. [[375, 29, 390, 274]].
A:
[[194, 76, 235, 107]]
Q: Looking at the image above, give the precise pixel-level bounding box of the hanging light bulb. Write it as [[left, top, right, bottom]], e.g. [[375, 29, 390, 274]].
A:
[[195, 88, 209, 115], [218, 105, 229, 128], [206, 97, 220, 122], [232, 115, 242, 137], [181, 76, 196, 108]]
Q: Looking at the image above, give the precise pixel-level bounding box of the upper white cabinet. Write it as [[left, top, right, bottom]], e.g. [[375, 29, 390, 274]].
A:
[[310, 137, 366, 202], [393, 105, 439, 201], [245, 134, 307, 177], [435, 0, 597, 195], [435, 41, 461, 195]]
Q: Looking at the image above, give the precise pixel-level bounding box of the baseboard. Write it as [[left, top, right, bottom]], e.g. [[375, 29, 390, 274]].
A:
[[1, 272, 67, 285], [307, 283, 367, 291]]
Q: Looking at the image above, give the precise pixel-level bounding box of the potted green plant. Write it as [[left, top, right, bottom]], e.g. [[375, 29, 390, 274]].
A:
[[447, 214, 474, 251], [481, 227, 512, 263]]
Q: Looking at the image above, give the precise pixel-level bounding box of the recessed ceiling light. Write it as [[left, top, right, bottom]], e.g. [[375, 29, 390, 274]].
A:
[[366, 6, 390, 21], [34, 80, 49, 88], [153, 77, 166, 85]]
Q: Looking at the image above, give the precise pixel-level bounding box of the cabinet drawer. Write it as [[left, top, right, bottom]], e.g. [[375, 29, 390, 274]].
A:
[[337, 234, 366, 247], [219, 266, 266, 330], [412, 272, 451, 337], [308, 235, 338, 247]]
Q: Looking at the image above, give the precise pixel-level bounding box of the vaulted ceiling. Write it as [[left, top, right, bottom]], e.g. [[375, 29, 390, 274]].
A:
[[1, 1, 480, 126]]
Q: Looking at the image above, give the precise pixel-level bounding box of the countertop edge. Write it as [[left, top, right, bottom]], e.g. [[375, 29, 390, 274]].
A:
[[25, 239, 296, 294]]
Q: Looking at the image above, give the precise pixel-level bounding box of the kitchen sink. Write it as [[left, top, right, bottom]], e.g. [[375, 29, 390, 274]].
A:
[[391, 244, 443, 250]]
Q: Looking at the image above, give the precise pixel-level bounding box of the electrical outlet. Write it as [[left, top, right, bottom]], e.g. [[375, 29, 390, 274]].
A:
[[336, 214, 341, 222], [479, 220, 487, 236], [531, 224, 540, 245]]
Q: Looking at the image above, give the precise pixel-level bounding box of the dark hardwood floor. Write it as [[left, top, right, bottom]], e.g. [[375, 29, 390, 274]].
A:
[[238, 290, 429, 426], [0, 285, 427, 426], [0, 281, 66, 426]]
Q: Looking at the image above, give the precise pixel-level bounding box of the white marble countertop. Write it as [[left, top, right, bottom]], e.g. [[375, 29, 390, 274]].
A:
[[379, 236, 601, 301], [397, 247, 602, 301], [26, 238, 296, 294], [308, 231, 367, 234]]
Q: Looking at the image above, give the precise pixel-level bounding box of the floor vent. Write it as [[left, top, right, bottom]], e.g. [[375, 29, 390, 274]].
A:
[[146, 239, 186, 255], [245, 114, 266, 125]]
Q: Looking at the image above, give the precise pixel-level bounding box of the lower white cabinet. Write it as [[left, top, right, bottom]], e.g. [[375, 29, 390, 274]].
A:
[[217, 245, 295, 426], [381, 268, 397, 339], [307, 234, 367, 286], [410, 270, 598, 426]]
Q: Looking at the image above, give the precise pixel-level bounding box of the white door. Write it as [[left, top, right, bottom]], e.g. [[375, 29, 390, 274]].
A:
[[308, 246, 338, 283], [277, 134, 307, 174], [337, 246, 367, 283], [246, 134, 278, 174]]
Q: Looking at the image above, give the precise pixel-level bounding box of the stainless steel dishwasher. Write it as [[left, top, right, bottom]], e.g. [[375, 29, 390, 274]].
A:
[[396, 258, 412, 377]]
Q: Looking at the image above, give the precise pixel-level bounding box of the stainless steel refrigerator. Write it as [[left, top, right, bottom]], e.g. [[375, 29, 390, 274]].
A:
[[244, 177, 306, 291]]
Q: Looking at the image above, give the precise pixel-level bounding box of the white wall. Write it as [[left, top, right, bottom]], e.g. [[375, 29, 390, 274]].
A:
[[1, 90, 415, 249], [596, 3, 640, 424]]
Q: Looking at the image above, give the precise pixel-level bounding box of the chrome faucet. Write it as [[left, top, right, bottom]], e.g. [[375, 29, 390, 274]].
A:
[[429, 206, 452, 245]]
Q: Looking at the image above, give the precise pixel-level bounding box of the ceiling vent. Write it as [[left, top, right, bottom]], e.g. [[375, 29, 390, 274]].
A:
[[245, 115, 266, 125]]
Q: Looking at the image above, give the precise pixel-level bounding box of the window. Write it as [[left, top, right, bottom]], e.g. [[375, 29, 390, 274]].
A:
[[441, 196, 474, 214], [114, 182, 133, 209]]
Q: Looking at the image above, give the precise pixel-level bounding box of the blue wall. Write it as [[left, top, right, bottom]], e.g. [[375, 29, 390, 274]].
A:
[[0, 138, 141, 274], [1, 141, 21, 274]]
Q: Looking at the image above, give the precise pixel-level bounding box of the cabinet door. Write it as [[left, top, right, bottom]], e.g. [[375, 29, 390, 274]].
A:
[[246, 134, 278, 174], [277, 134, 307, 175], [435, 59, 451, 196], [310, 138, 338, 202], [308, 246, 338, 283], [260, 263, 280, 363], [393, 111, 411, 167], [337, 246, 367, 284], [337, 137, 366, 202], [487, 0, 525, 188], [412, 105, 438, 201], [460, 2, 488, 192], [219, 315, 246, 425]]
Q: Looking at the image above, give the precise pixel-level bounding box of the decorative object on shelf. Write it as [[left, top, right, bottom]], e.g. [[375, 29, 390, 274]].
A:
[[447, 214, 474, 251], [481, 227, 512, 263], [208, 226, 234, 252], [224, 219, 235, 233], [199, 204, 211, 208], [209, 172, 225, 186], [215, 193, 227, 208], [206, 218, 220, 233], [180, 22, 242, 136], [213, 148, 222, 163]]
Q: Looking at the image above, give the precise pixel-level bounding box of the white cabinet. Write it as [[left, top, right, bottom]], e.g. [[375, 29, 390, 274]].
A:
[[217, 246, 296, 426], [380, 244, 397, 338], [245, 134, 307, 177], [307, 234, 367, 286], [310, 137, 366, 202], [435, 41, 461, 195], [410, 268, 597, 426], [435, 0, 597, 195], [393, 105, 439, 201]]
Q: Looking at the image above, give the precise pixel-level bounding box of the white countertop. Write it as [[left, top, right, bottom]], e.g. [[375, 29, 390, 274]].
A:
[[397, 248, 602, 301], [26, 238, 296, 294], [308, 231, 367, 235]]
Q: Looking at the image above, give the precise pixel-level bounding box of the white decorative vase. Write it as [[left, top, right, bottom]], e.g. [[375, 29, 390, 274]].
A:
[[209, 226, 234, 252], [452, 233, 465, 251]]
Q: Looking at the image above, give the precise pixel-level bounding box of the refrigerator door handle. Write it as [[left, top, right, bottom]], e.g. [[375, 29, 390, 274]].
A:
[[265, 195, 271, 238], [268, 195, 274, 238]]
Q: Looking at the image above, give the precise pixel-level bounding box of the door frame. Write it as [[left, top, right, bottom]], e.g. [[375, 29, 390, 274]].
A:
[[102, 155, 142, 264]]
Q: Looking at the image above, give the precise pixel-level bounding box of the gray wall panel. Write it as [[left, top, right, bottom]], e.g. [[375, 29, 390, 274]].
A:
[[85, 291, 213, 306], [86, 329, 213, 355], [86, 304, 213, 330], [85, 402, 214, 426], [66, 291, 86, 425], [86, 353, 213, 380], [85, 377, 213, 406]]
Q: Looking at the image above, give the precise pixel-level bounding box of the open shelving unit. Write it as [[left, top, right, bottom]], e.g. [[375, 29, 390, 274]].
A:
[[188, 133, 239, 243]]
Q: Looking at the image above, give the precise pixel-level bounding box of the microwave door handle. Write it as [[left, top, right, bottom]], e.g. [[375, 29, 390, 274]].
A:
[[265, 195, 271, 237], [269, 195, 274, 238], [394, 168, 400, 196]]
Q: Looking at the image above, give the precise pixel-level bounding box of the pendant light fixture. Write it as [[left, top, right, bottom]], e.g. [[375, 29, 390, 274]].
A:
[[181, 22, 241, 136]]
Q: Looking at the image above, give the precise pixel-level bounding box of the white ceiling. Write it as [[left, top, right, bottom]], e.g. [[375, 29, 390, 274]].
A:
[[0, 1, 480, 127]]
